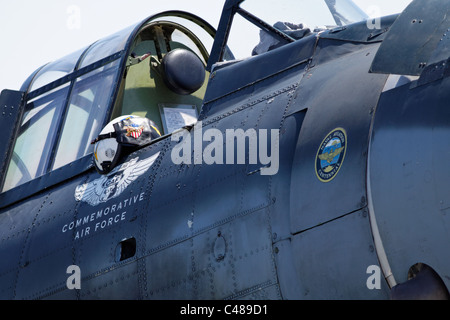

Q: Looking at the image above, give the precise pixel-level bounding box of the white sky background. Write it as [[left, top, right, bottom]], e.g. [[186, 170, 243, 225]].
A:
[[0, 0, 411, 92]]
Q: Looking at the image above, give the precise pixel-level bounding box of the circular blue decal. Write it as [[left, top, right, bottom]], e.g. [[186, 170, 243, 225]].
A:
[[315, 128, 347, 183]]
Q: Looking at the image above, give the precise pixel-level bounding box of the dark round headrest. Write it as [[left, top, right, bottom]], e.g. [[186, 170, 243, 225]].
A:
[[161, 49, 206, 95]]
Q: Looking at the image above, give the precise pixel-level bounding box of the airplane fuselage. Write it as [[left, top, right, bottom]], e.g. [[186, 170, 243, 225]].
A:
[[1, 0, 450, 300]]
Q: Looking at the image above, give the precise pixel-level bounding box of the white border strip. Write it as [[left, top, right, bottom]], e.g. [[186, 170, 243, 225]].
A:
[[367, 132, 397, 288]]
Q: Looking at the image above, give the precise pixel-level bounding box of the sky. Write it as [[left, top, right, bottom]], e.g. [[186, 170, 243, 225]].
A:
[[0, 0, 411, 93]]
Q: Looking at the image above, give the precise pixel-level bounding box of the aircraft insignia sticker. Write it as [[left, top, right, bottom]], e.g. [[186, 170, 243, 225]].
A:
[[74, 152, 160, 206], [125, 124, 144, 139], [315, 128, 347, 183]]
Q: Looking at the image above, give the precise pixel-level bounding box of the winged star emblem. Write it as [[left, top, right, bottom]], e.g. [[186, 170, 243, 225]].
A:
[[75, 152, 160, 206]]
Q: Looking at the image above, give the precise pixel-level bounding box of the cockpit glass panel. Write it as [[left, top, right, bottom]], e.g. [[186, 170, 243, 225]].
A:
[[28, 48, 86, 92], [52, 61, 120, 170], [329, 0, 369, 25], [79, 24, 137, 68], [226, 13, 267, 60], [2, 86, 69, 192], [241, 0, 338, 30]]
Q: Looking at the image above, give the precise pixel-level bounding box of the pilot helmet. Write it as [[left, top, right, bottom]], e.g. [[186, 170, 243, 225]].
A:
[[92, 115, 161, 174]]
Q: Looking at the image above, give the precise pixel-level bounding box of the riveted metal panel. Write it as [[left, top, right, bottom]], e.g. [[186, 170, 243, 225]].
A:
[[370, 0, 450, 76], [144, 207, 278, 299], [6, 178, 81, 299], [369, 75, 450, 288], [290, 41, 388, 233], [289, 210, 390, 299]]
